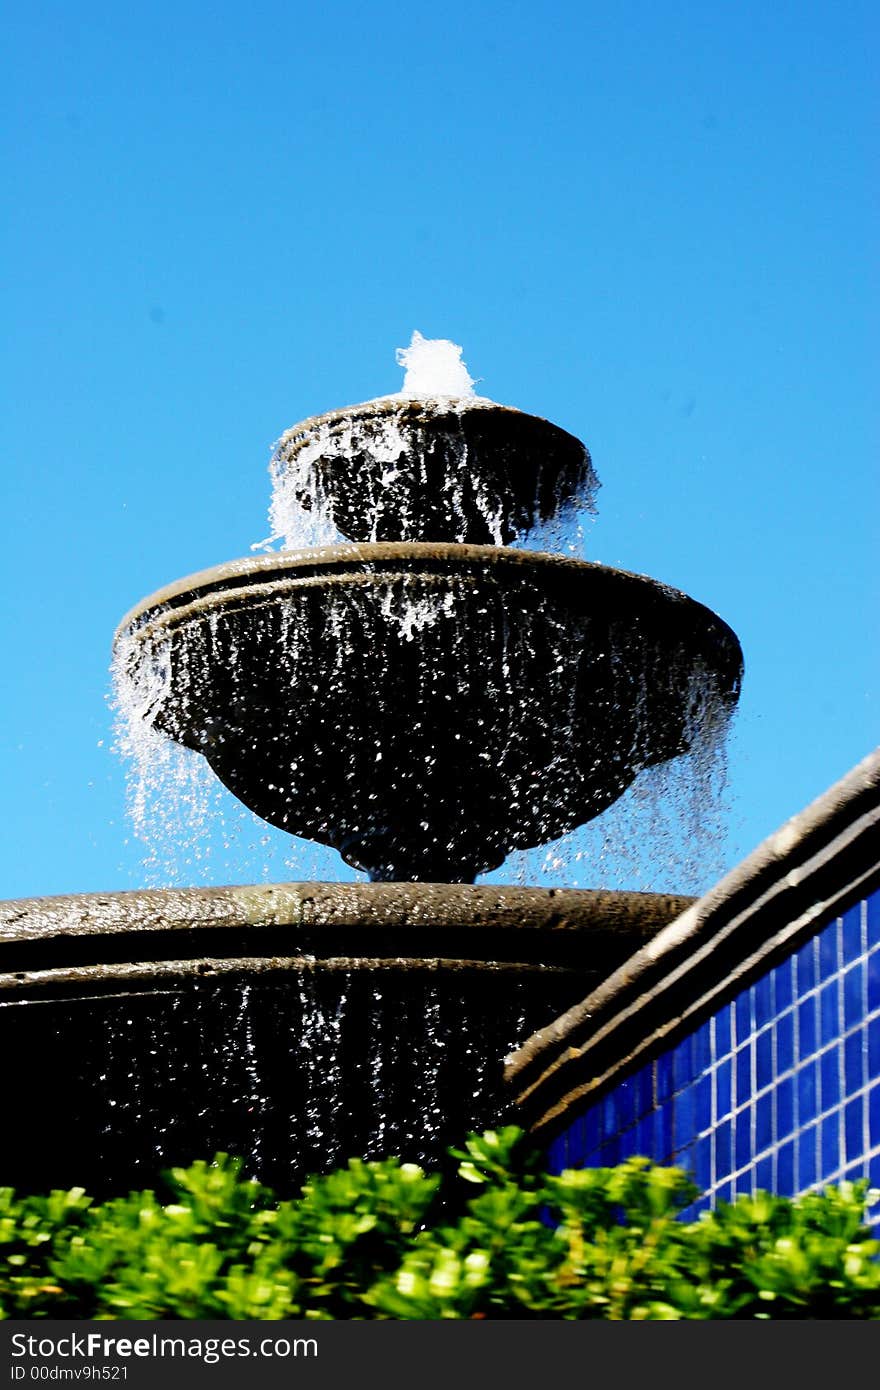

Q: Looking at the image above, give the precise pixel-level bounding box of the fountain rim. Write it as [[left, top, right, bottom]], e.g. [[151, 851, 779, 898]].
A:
[[273, 394, 582, 453], [0, 883, 696, 1003], [114, 541, 743, 674]]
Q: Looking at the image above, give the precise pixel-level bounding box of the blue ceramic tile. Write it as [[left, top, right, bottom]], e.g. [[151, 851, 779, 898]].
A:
[[844, 1161, 866, 1182], [734, 1170, 753, 1200], [845, 1029, 865, 1096], [798, 1126, 818, 1189], [565, 1116, 579, 1164], [756, 1156, 773, 1192], [754, 974, 773, 1026], [714, 1008, 732, 1058], [636, 1113, 654, 1158], [694, 1136, 712, 1190], [868, 948, 880, 1014], [776, 1076, 795, 1140], [545, 898, 880, 1210], [844, 964, 864, 1032], [844, 1098, 863, 1164], [756, 1093, 773, 1153], [599, 1137, 621, 1166], [584, 1106, 601, 1157], [797, 1063, 818, 1126], [735, 1045, 752, 1105], [797, 939, 817, 996], [869, 1083, 880, 1149], [777, 1140, 795, 1195], [735, 1108, 752, 1168], [756, 1028, 774, 1089], [618, 1126, 640, 1160], [694, 1020, 712, 1072], [600, 1094, 618, 1142], [735, 990, 752, 1041], [774, 963, 793, 1014], [635, 1065, 654, 1119], [868, 1150, 880, 1197], [674, 1088, 695, 1155], [715, 1119, 732, 1177], [843, 903, 863, 960], [656, 1104, 673, 1163], [798, 997, 818, 1060], [868, 1014, 880, 1074], [673, 1041, 693, 1092], [575, 1112, 589, 1156], [820, 981, 840, 1047], [614, 1079, 637, 1132], [820, 1046, 841, 1110], [821, 1112, 840, 1180], [674, 1141, 696, 1181], [716, 1180, 733, 1205], [548, 1135, 568, 1173], [819, 919, 839, 975], [716, 1058, 732, 1120], [776, 1011, 795, 1073], [867, 890, 880, 944], [695, 1074, 712, 1133], [567, 1117, 586, 1162], [655, 1053, 674, 1104]]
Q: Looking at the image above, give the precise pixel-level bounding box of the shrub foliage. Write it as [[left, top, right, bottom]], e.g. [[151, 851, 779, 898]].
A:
[[2, 1128, 878, 1319]]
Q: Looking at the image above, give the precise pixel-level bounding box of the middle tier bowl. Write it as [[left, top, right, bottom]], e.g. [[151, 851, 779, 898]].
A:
[[116, 543, 743, 882]]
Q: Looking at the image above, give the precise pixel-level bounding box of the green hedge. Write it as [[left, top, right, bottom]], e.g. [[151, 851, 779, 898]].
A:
[[2, 1128, 878, 1319]]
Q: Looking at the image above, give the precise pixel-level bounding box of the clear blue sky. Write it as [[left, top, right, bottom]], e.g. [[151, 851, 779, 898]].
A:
[[2, 0, 877, 900]]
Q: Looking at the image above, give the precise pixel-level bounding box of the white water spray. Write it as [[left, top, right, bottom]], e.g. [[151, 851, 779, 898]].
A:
[[393, 330, 481, 400]]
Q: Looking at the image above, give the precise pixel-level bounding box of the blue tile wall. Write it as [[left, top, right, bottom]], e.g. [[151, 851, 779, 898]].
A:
[[547, 889, 880, 1220]]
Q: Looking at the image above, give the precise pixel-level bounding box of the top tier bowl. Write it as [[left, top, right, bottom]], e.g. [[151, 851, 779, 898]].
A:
[[272, 397, 598, 545]]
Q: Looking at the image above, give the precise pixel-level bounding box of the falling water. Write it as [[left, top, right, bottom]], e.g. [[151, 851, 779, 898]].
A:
[[111, 630, 348, 887], [490, 675, 734, 897]]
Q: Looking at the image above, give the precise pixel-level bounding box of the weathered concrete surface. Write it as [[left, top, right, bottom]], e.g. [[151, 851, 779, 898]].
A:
[[0, 883, 694, 999], [0, 881, 698, 939]]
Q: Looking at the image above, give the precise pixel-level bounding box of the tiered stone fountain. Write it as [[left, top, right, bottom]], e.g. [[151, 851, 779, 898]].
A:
[[0, 339, 742, 1194]]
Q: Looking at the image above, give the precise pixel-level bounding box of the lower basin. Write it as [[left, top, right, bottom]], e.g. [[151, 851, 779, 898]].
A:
[[115, 543, 743, 881], [0, 883, 692, 1194]]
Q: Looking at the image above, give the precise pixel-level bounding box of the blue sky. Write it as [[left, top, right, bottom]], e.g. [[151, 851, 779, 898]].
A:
[[2, 0, 877, 899]]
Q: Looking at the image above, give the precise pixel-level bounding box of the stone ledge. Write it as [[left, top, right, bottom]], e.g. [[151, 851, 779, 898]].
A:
[[0, 884, 693, 1001]]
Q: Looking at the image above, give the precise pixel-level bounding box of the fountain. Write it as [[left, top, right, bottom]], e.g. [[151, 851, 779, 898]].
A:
[[0, 336, 742, 1194]]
